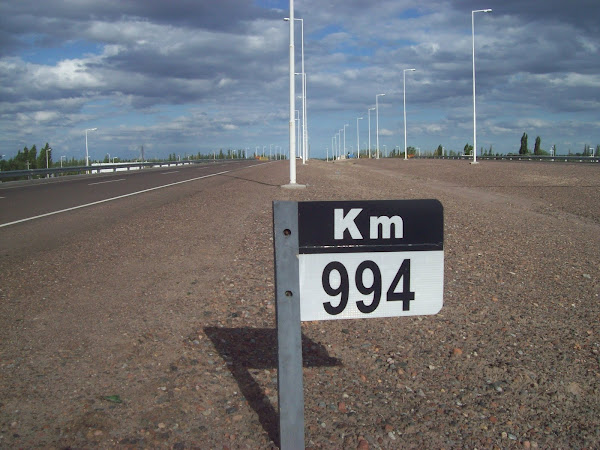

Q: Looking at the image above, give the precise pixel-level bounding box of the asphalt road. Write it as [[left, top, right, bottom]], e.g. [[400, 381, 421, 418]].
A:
[[0, 160, 265, 227], [0, 159, 271, 257]]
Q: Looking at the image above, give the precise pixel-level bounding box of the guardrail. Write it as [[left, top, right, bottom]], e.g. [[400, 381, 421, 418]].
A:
[[0, 159, 235, 182], [417, 154, 599, 163]]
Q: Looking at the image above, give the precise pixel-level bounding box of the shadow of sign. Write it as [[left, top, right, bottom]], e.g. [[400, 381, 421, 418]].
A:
[[204, 327, 341, 446]]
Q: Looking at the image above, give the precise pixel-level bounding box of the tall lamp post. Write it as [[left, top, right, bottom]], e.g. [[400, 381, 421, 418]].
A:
[[403, 68, 416, 160], [472, 8, 492, 164], [295, 110, 300, 159], [46, 146, 52, 178], [85, 128, 97, 167], [331, 137, 335, 161], [333, 135, 336, 160], [286, 1, 297, 184], [343, 124, 349, 158], [368, 107, 375, 158], [356, 117, 363, 158], [375, 94, 385, 159], [285, 17, 307, 164]]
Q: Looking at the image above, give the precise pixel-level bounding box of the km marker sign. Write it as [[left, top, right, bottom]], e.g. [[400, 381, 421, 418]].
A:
[[297, 199, 444, 321], [273, 199, 444, 448]]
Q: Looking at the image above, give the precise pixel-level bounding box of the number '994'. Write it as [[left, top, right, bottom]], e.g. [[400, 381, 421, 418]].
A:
[[321, 259, 415, 315]]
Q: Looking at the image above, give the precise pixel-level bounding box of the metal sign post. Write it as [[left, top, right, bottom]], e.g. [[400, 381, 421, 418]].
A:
[[273, 201, 304, 449]]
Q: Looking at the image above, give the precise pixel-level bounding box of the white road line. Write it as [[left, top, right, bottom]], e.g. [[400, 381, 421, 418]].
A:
[[161, 171, 179, 174], [88, 178, 126, 186], [0, 162, 269, 228]]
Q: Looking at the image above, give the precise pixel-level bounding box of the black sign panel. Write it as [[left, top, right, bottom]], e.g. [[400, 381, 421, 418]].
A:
[[298, 199, 443, 254]]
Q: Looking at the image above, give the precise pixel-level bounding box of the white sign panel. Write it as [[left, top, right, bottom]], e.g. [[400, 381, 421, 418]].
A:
[[297, 200, 444, 322]]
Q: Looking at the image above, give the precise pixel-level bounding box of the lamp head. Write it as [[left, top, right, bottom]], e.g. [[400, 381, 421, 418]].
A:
[[484, 9, 492, 12], [283, 17, 290, 21]]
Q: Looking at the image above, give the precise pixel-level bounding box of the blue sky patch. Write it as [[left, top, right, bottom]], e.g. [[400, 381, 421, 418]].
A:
[[19, 36, 102, 65]]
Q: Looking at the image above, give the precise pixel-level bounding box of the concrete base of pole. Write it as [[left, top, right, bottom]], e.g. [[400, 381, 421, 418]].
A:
[[470, 161, 480, 165], [281, 183, 306, 189]]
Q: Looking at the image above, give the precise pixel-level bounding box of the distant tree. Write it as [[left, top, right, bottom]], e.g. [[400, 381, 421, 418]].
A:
[[463, 143, 473, 155], [534, 136, 542, 155], [22, 146, 30, 167], [37, 144, 50, 169], [436, 145, 443, 156], [36, 142, 52, 169], [29, 146, 38, 168], [596, 145, 599, 157], [13, 147, 26, 170], [583, 144, 591, 156], [519, 132, 528, 155]]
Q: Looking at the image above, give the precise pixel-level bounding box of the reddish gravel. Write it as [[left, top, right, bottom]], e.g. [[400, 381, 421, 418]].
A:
[[1, 158, 599, 449]]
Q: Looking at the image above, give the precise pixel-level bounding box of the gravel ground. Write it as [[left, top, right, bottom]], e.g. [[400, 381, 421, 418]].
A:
[[1, 159, 599, 449]]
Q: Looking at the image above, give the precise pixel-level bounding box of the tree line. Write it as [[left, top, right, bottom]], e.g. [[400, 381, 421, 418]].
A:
[[0, 143, 54, 171], [0, 145, 271, 172], [517, 133, 598, 156]]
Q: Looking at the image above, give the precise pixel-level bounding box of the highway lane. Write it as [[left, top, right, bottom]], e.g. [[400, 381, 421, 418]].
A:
[[0, 160, 265, 227]]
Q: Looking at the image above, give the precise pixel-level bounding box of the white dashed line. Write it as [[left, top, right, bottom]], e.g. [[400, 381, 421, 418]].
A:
[[88, 178, 126, 186]]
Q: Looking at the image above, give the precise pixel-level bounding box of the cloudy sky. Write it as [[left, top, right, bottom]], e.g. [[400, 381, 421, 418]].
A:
[[1, 0, 599, 161]]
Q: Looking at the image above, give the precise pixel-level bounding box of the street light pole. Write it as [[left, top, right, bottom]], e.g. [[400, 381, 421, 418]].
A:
[[472, 8, 492, 165], [333, 135, 336, 160], [285, 17, 307, 165], [403, 68, 416, 160], [376, 94, 385, 159], [295, 110, 300, 160], [286, 3, 297, 183], [356, 117, 363, 159], [368, 107, 375, 159], [85, 128, 97, 167], [46, 146, 52, 178], [299, 19, 307, 164], [343, 124, 349, 158]]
